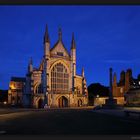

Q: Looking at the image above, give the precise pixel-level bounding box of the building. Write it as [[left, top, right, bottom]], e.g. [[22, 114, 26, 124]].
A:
[[112, 69, 140, 105], [125, 89, 140, 106], [8, 77, 26, 106], [112, 69, 140, 97], [93, 68, 140, 106], [93, 68, 124, 106], [112, 69, 131, 98], [9, 25, 88, 108]]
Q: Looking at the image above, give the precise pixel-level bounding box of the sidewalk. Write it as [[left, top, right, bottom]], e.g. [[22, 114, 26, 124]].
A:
[[92, 107, 140, 120], [0, 108, 34, 115], [92, 109, 125, 117], [0, 106, 93, 115]]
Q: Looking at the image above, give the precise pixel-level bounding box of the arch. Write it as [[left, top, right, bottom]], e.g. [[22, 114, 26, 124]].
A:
[[78, 99, 83, 107], [34, 82, 42, 94], [58, 96, 68, 107], [38, 84, 43, 93], [50, 59, 70, 73], [56, 94, 69, 100], [37, 98, 44, 108]]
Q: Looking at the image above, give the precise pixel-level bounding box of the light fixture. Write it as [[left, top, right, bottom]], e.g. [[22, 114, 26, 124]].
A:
[[96, 95, 99, 98], [3, 101, 7, 105]]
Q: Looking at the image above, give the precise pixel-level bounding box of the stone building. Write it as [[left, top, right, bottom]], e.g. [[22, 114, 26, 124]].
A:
[[112, 69, 131, 98], [112, 69, 140, 105], [125, 89, 140, 106], [21, 25, 88, 108], [8, 77, 26, 106], [112, 69, 140, 97]]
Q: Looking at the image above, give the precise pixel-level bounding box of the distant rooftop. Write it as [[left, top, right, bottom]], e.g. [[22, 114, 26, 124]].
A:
[[11, 77, 26, 82]]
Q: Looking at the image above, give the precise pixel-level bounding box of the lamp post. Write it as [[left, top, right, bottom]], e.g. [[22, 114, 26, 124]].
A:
[[102, 67, 118, 109]]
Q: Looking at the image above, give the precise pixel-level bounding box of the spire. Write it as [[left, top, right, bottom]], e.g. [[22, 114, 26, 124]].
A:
[[113, 72, 116, 77], [44, 24, 50, 43], [82, 67, 85, 77], [29, 57, 33, 65], [71, 32, 76, 49], [28, 57, 33, 73], [113, 72, 117, 83], [58, 27, 62, 41], [109, 68, 113, 99]]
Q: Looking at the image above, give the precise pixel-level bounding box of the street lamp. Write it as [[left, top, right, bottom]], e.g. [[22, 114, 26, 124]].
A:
[[96, 94, 99, 98]]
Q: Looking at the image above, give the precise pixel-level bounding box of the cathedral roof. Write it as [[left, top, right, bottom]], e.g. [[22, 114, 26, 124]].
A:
[[50, 28, 70, 57], [50, 40, 70, 56]]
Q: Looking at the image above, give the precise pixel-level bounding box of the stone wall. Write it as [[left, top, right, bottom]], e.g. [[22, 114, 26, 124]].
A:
[[94, 97, 125, 106]]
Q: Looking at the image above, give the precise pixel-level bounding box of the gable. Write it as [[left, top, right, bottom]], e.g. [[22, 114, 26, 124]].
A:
[[50, 41, 70, 58]]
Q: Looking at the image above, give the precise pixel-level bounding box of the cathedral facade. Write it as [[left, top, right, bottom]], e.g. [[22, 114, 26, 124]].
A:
[[22, 26, 88, 108]]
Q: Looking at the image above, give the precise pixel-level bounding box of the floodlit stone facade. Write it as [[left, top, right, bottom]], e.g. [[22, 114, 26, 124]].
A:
[[112, 69, 132, 98], [8, 77, 26, 106], [22, 26, 88, 108], [125, 89, 140, 106], [112, 69, 140, 105]]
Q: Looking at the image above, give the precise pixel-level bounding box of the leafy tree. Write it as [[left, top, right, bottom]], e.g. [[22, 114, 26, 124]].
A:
[[0, 90, 8, 102], [88, 83, 109, 105]]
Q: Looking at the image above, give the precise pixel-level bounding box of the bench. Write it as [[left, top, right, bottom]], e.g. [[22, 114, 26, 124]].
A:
[[124, 110, 140, 119]]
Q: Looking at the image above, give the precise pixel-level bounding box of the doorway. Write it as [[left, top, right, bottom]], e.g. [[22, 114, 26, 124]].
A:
[[58, 96, 68, 107], [38, 98, 44, 108]]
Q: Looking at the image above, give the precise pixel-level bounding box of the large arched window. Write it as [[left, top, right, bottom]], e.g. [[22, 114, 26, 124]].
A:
[[51, 63, 69, 92]]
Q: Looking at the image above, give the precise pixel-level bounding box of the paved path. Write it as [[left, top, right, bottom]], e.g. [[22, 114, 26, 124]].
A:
[[0, 108, 140, 135], [0, 107, 93, 115], [92, 107, 140, 120], [92, 109, 125, 117]]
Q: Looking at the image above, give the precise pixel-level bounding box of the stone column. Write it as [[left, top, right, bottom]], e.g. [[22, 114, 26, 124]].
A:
[[109, 68, 113, 99]]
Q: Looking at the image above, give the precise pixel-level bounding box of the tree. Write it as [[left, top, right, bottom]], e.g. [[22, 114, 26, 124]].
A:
[[87, 83, 109, 105], [0, 90, 8, 102]]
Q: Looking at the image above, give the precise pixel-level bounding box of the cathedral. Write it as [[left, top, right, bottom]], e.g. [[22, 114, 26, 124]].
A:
[[8, 25, 88, 108]]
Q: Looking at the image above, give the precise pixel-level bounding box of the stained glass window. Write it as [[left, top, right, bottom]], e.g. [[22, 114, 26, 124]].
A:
[[51, 63, 69, 92]]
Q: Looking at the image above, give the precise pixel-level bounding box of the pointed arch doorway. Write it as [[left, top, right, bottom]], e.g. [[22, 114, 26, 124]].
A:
[[38, 98, 44, 108], [58, 96, 68, 107]]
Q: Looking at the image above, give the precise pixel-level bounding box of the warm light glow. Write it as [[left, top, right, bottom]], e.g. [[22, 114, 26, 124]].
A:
[[10, 84, 15, 89], [97, 95, 99, 98], [120, 88, 123, 93], [3, 101, 7, 105]]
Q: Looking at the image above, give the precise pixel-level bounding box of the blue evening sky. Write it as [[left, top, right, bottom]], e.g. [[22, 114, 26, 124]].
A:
[[0, 6, 140, 89]]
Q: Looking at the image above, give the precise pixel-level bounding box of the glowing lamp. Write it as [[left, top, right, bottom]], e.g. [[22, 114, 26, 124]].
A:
[[97, 95, 99, 98], [3, 101, 7, 105]]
